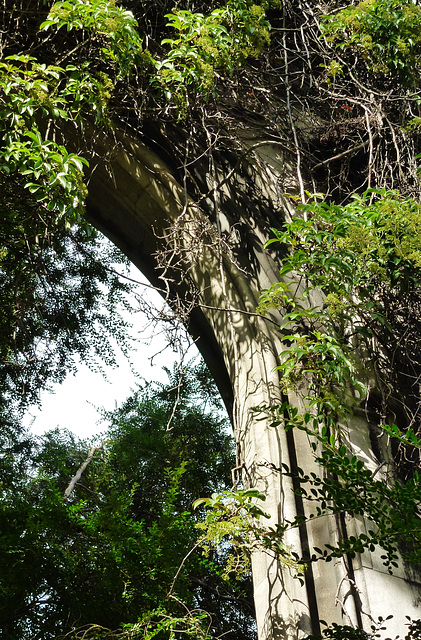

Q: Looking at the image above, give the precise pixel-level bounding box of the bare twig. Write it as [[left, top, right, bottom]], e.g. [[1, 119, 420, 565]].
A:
[[64, 446, 101, 499]]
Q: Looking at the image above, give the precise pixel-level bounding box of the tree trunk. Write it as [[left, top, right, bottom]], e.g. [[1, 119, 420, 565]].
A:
[[87, 128, 421, 640]]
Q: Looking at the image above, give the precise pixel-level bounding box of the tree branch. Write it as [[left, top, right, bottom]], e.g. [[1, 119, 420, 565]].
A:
[[64, 446, 101, 499]]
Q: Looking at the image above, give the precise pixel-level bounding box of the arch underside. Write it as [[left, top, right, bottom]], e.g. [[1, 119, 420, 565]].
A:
[[86, 128, 421, 640]]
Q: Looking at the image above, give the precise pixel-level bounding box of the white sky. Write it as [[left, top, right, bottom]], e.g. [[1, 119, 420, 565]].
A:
[[24, 265, 198, 439]]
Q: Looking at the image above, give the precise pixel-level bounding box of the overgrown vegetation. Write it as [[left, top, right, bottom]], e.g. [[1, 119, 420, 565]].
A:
[[2, 0, 421, 638], [154, 1, 270, 109], [198, 190, 421, 576], [0, 0, 273, 410], [196, 187, 421, 636], [258, 190, 421, 568], [0, 43, 133, 417]]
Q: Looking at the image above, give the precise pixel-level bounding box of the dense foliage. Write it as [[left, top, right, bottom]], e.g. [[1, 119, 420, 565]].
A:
[[255, 188, 421, 569], [0, 178, 131, 410], [322, 0, 421, 86], [0, 364, 256, 640], [260, 189, 421, 473]]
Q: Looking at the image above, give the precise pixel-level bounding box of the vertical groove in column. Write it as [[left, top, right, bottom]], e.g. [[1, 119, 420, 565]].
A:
[[285, 427, 321, 637]]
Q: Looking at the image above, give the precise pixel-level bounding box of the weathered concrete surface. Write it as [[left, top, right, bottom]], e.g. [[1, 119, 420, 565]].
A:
[[86, 129, 421, 640]]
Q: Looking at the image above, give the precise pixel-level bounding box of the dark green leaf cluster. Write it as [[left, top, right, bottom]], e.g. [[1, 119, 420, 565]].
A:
[[102, 363, 235, 512], [0, 364, 256, 640], [0, 11, 140, 415]]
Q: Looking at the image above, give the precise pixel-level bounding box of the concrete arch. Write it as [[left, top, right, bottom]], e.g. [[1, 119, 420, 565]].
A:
[[86, 128, 421, 640]]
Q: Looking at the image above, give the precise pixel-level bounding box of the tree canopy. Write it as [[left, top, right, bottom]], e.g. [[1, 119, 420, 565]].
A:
[[0, 363, 256, 640]]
